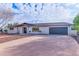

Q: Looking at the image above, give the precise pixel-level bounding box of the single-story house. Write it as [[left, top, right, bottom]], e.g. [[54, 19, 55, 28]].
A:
[[7, 22, 76, 35]]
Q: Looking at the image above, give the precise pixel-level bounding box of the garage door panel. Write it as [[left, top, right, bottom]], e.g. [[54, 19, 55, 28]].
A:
[[49, 27, 68, 35]]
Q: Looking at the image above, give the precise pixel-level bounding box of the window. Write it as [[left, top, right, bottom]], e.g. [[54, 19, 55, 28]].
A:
[[9, 27, 14, 30], [32, 27, 39, 32]]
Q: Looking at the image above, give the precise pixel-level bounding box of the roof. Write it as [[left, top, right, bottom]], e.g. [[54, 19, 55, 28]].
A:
[[13, 22, 72, 27], [33, 22, 72, 27], [13, 23, 33, 27]]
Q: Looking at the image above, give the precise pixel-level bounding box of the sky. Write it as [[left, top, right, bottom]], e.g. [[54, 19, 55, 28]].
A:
[[0, 3, 79, 24]]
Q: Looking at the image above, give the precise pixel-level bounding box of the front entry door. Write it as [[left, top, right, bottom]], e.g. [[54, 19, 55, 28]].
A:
[[23, 27, 27, 34]]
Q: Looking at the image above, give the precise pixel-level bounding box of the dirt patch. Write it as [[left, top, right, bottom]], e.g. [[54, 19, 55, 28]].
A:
[[0, 34, 27, 43]]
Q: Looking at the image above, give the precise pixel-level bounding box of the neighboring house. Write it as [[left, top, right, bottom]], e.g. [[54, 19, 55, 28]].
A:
[[7, 22, 75, 35]]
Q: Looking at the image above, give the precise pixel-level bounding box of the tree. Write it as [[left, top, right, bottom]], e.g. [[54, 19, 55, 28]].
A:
[[0, 8, 21, 30], [7, 23, 19, 29], [0, 8, 14, 29], [73, 14, 79, 32]]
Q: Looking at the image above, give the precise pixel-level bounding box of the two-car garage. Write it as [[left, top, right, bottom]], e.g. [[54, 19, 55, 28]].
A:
[[49, 27, 68, 35]]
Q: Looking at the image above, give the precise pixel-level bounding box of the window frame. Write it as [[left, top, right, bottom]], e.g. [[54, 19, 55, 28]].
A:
[[9, 27, 14, 30], [32, 27, 39, 32]]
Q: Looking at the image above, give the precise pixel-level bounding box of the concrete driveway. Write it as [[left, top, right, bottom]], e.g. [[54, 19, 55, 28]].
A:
[[0, 35, 78, 56]]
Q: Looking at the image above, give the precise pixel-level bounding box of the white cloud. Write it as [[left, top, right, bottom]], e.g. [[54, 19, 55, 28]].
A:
[[31, 4, 72, 23], [0, 3, 78, 23]]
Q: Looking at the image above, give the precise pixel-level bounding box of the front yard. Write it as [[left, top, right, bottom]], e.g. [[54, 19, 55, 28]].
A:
[[0, 34, 26, 43]]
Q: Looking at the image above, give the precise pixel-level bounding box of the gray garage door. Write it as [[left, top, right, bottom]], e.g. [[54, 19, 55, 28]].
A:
[[49, 27, 68, 35]]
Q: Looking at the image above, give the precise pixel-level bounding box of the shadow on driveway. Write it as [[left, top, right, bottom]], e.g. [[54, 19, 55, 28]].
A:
[[72, 35, 79, 44]]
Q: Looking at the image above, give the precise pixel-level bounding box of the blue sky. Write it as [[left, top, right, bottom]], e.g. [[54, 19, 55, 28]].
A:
[[0, 3, 79, 24]]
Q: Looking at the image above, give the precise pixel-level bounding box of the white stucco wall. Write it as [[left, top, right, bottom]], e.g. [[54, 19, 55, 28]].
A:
[[17, 27, 23, 34], [68, 26, 77, 36], [27, 27, 49, 34], [7, 28, 18, 34], [7, 25, 74, 35], [68, 26, 72, 35]]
